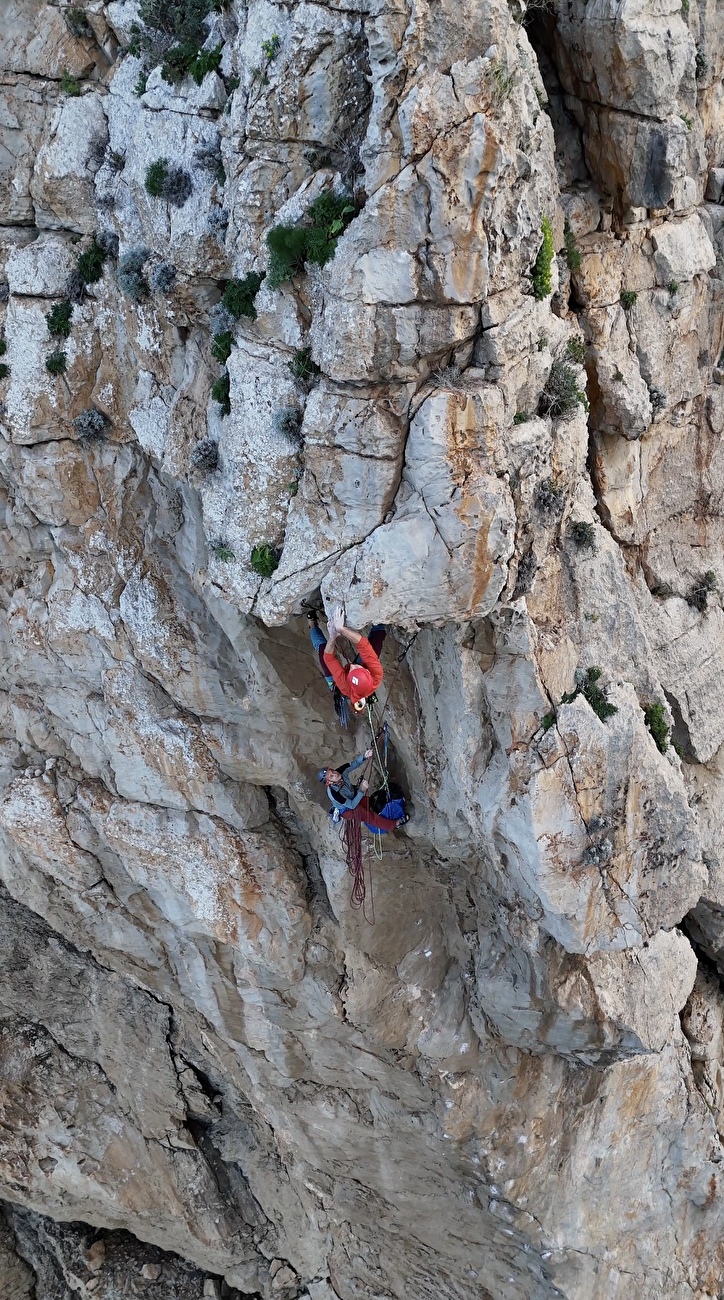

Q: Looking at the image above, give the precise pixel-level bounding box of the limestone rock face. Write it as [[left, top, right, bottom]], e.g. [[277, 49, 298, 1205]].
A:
[[2, 0, 724, 1297]]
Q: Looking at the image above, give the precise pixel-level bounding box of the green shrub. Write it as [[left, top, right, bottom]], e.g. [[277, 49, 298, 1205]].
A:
[[532, 215, 554, 300], [566, 336, 586, 364], [570, 520, 595, 548], [45, 300, 73, 340], [540, 359, 586, 419], [696, 50, 708, 79], [45, 350, 67, 375], [145, 158, 193, 206], [151, 262, 176, 293], [643, 701, 669, 753], [211, 541, 235, 561], [681, 113, 693, 131], [668, 280, 679, 295], [134, 71, 148, 97], [211, 370, 231, 415], [687, 570, 717, 612], [613, 366, 624, 382], [211, 331, 233, 363], [288, 347, 320, 383], [620, 289, 638, 310], [541, 711, 556, 732], [221, 273, 264, 320], [0, 339, 5, 356], [250, 543, 279, 578], [513, 411, 530, 424], [562, 667, 618, 722], [0, 363, 9, 380], [61, 72, 80, 96], [563, 219, 581, 272], [66, 7, 93, 38], [131, 0, 224, 84], [76, 239, 107, 284], [261, 34, 281, 61], [681, 0, 689, 15], [145, 158, 168, 196], [266, 191, 356, 289]]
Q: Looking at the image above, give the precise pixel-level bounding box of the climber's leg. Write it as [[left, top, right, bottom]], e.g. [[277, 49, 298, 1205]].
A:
[[309, 614, 334, 688], [356, 624, 386, 663], [341, 797, 399, 832]]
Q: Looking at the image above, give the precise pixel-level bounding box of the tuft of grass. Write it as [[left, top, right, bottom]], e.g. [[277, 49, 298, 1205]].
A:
[[491, 62, 515, 103], [0, 363, 9, 380], [274, 406, 302, 438], [681, 0, 689, 15], [107, 149, 126, 172], [250, 543, 279, 578], [668, 280, 679, 296], [513, 411, 530, 424], [566, 336, 586, 365], [211, 331, 233, 364], [45, 350, 67, 375], [211, 541, 235, 561], [61, 72, 81, 96], [643, 701, 669, 753], [46, 300, 73, 338], [288, 346, 320, 384], [532, 215, 554, 300], [266, 191, 356, 289], [211, 370, 231, 415], [134, 70, 148, 97], [563, 219, 582, 272], [681, 113, 693, 131], [541, 711, 556, 732], [562, 667, 618, 722], [540, 359, 587, 419], [613, 366, 624, 382], [189, 437, 219, 474], [620, 289, 638, 310], [687, 570, 717, 612], [221, 273, 264, 320], [696, 50, 708, 79], [570, 520, 595, 548], [145, 158, 168, 197], [76, 239, 107, 285]]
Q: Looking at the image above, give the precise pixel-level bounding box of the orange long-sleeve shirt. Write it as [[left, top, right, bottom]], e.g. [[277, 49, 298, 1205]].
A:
[[322, 635, 384, 703]]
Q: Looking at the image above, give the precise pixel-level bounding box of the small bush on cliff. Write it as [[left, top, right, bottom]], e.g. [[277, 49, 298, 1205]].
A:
[[266, 192, 356, 289], [540, 359, 587, 419], [562, 667, 618, 722], [211, 540, 235, 562], [565, 336, 586, 365], [532, 215, 554, 300], [620, 289, 638, 310], [250, 543, 279, 578], [643, 701, 669, 753], [211, 371, 231, 415], [74, 408, 108, 441], [0, 339, 8, 380], [129, 0, 224, 86], [288, 347, 320, 385], [45, 350, 67, 376], [563, 219, 582, 272], [46, 301, 73, 338], [118, 247, 150, 301], [61, 72, 81, 96], [189, 438, 219, 474], [569, 520, 595, 549], [211, 331, 233, 364], [534, 477, 565, 518], [687, 570, 718, 612], [66, 8, 93, 39], [274, 406, 302, 439], [221, 273, 264, 320], [145, 159, 193, 207], [151, 262, 177, 293], [76, 239, 107, 285]]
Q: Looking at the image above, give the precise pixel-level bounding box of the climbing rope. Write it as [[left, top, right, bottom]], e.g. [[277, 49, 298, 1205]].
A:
[[343, 815, 375, 924]]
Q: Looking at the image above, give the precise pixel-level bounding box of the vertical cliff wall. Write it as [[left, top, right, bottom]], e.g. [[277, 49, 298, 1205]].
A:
[[2, 1, 724, 1296]]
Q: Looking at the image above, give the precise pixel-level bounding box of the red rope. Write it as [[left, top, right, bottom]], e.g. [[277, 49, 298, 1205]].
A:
[[343, 817, 375, 924]]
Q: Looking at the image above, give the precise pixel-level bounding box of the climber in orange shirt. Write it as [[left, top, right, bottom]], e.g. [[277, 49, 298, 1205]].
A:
[[320, 605, 385, 713]]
